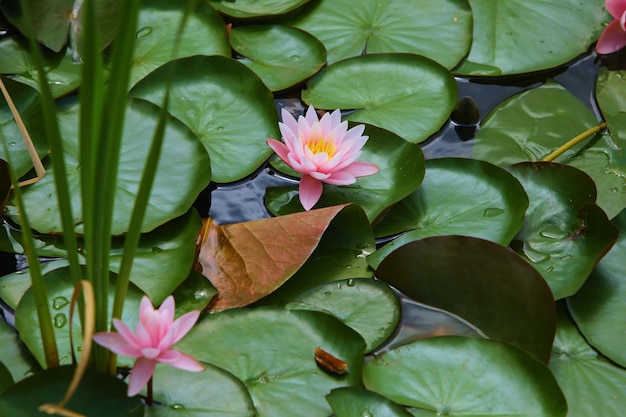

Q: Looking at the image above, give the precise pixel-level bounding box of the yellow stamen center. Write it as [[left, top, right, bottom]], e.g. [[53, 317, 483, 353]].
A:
[[306, 136, 336, 159]]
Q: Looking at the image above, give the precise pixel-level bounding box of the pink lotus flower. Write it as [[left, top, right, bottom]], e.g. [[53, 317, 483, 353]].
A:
[[93, 296, 204, 397], [267, 106, 380, 211], [596, 0, 626, 54]]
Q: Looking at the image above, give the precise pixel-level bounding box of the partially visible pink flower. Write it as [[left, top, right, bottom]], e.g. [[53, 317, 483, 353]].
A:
[[597, 0, 626, 54], [267, 106, 380, 210], [93, 296, 204, 397]]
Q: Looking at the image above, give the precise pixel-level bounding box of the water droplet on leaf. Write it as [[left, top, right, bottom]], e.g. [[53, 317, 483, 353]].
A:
[[151, 246, 163, 254], [135, 26, 153, 39], [169, 404, 186, 410], [54, 313, 67, 328], [346, 279, 355, 287], [483, 207, 504, 217], [522, 243, 551, 264], [52, 296, 70, 310], [539, 226, 568, 240]]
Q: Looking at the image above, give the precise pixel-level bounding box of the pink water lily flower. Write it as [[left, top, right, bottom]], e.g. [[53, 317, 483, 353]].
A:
[[267, 106, 380, 211], [93, 295, 204, 397], [596, 0, 626, 54]]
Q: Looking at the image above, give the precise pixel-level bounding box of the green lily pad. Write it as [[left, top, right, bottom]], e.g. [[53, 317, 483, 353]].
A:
[[14, 266, 144, 368], [472, 81, 601, 164], [0, 365, 143, 417], [370, 158, 528, 267], [178, 307, 366, 417], [290, 0, 472, 68], [454, 0, 607, 75], [568, 209, 626, 367], [0, 38, 82, 97], [363, 337, 567, 417], [208, 0, 312, 18], [129, 0, 230, 87], [550, 303, 626, 416], [302, 54, 457, 144], [0, 320, 40, 384], [0, 210, 201, 307], [131, 55, 278, 183], [4, 97, 211, 234], [508, 162, 619, 299], [266, 124, 425, 220], [0, 77, 48, 178], [256, 204, 375, 305], [0, 362, 12, 394], [375, 236, 556, 364], [230, 25, 326, 92], [0, 160, 9, 214], [171, 271, 218, 318], [286, 278, 401, 352], [327, 387, 413, 417], [568, 68, 626, 218], [146, 363, 255, 417]]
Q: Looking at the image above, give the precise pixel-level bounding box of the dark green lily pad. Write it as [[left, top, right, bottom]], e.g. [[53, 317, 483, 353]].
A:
[[0, 77, 47, 178], [266, 124, 424, 220], [178, 307, 366, 417], [0, 160, 9, 214], [290, 0, 472, 68], [256, 204, 375, 305], [508, 163, 618, 299], [370, 158, 528, 267], [146, 363, 255, 417], [363, 337, 567, 416], [327, 387, 413, 417], [568, 209, 626, 367], [0, 362, 12, 394], [208, 0, 312, 18], [0, 365, 143, 417], [14, 266, 143, 368], [131, 55, 278, 183], [129, 0, 230, 87], [286, 278, 400, 352], [375, 236, 556, 363], [171, 271, 218, 318], [0, 320, 40, 384], [550, 303, 626, 416], [472, 81, 601, 164], [230, 25, 326, 92], [454, 0, 607, 75], [302, 54, 457, 144], [4, 97, 211, 234]]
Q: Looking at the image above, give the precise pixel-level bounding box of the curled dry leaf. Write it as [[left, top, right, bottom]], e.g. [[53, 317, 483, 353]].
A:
[[195, 204, 352, 311]]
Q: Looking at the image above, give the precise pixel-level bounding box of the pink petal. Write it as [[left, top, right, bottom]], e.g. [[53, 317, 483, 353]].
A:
[[267, 138, 290, 164], [134, 320, 154, 348], [93, 332, 140, 358], [280, 108, 299, 136], [112, 319, 141, 350], [596, 19, 626, 54], [606, 0, 626, 19], [138, 296, 154, 323], [127, 357, 157, 397], [309, 171, 331, 181], [170, 310, 200, 345], [339, 161, 380, 178], [323, 171, 357, 186], [304, 105, 319, 126], [299, 175, 323, 210], [159, 296, 175, 325], [159, 350, 205, 372]]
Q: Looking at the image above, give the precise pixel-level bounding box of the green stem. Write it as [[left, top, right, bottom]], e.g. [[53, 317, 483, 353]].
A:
[[542, 122, 607, 162]]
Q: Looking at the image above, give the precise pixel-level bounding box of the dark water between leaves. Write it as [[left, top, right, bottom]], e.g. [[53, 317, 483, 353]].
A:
[[0, 49, 604, 336]]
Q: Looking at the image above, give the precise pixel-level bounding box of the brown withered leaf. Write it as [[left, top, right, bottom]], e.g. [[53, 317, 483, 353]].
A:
[[196, 204, 352, 311]]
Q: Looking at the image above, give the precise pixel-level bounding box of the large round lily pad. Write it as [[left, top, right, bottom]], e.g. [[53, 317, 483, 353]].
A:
[[370, 157, 528, 267], [178, 307, 366, 417], [568, 209, 626, 367], [5, 98, 211, 235], [454, 0, 607, 75], [302, 54, 457, 144], [208, 0, 312, 18], [364, 337, 567, 416], [290, 0, 472, 68], [131, 55, 278, 183]]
